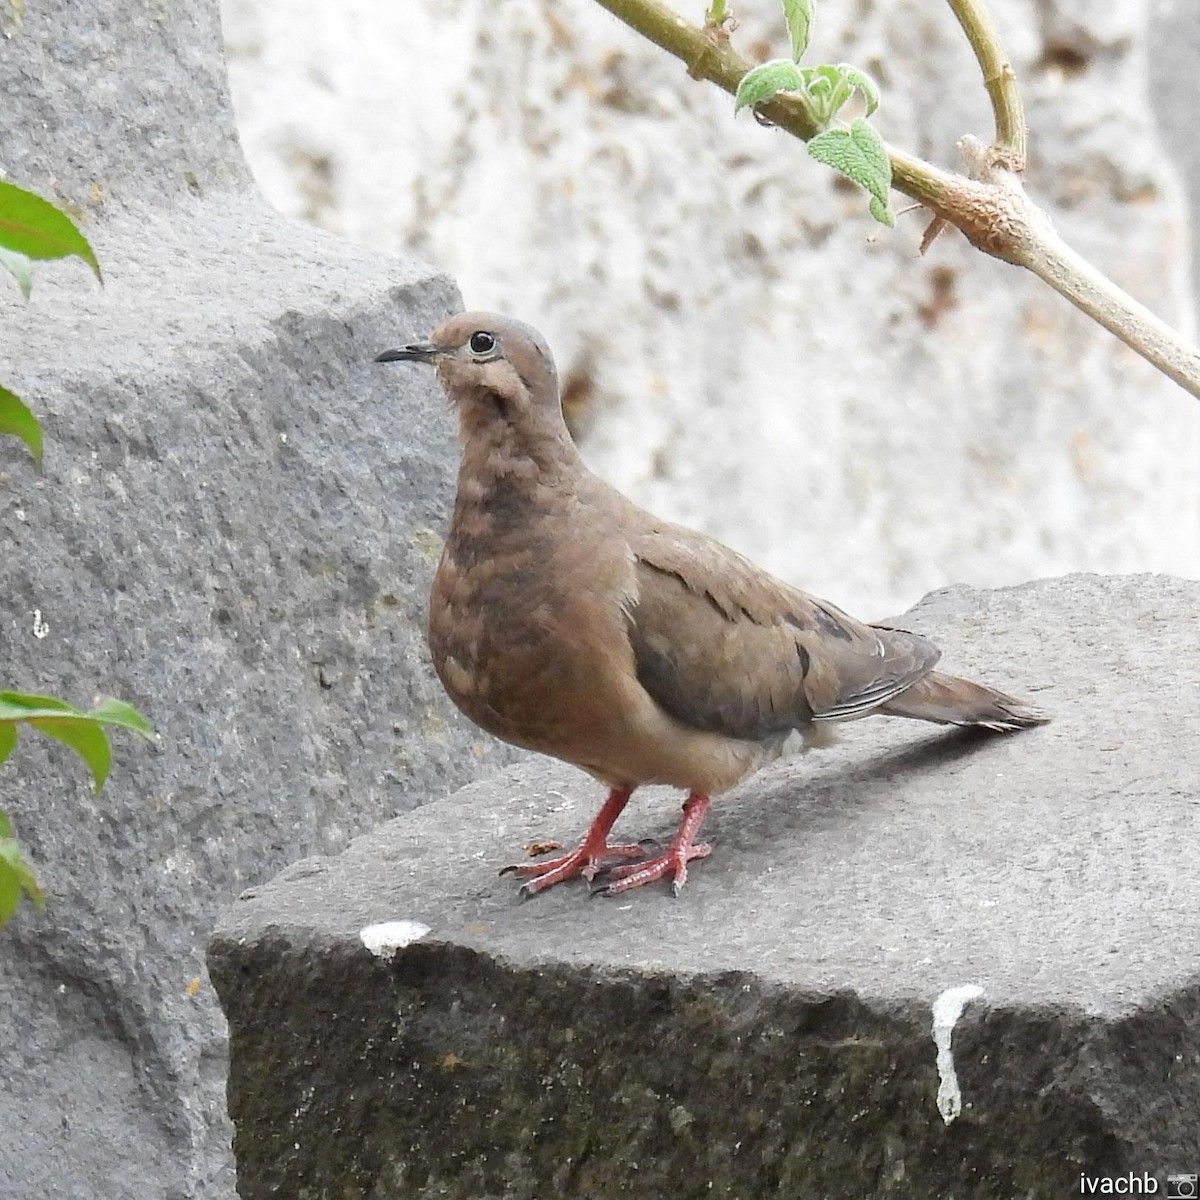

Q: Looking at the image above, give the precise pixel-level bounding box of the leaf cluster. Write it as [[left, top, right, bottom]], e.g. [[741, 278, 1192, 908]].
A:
[[1, 183, 153, 929], [0, 178, 101, 463], [732, 0, 894, 225], [0, 694, 155, 927]]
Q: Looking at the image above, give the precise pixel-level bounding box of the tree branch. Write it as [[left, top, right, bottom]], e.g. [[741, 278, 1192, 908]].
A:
[[589, 0, 1200, 400], [945, 0, 1027, 168], [955, 138, 1200, 393]]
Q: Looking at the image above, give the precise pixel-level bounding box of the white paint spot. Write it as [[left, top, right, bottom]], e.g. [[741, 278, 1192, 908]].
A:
[[931, 984, 984, 1124], [359, 920, 431, 958], [31, 609, 49, 639]]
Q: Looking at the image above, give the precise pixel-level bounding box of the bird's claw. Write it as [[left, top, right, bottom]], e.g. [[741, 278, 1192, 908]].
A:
[[503, 841, 650, 897], [588, 842, 713, 897]]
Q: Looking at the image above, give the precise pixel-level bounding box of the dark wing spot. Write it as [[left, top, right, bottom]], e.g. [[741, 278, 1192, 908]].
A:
[[812, 604, 854, 643], [639, 561, 690, 595], [701, 588, 729, 619], [796, 643, 811, 677], [639, 560, 733, 622]]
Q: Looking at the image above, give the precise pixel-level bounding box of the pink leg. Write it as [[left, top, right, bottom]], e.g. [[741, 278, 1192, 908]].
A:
[[595, 792, 712, 898], [500, 786, 646, 898]]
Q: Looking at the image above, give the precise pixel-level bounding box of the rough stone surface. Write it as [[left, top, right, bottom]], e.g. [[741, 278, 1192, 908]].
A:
[[221, 0, 1200, 617], [210, 574, 1200, 1199], [0, 2, 515, 1197]]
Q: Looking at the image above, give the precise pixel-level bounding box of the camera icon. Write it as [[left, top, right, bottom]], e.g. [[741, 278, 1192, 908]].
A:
[[1167, 1174, 1199, 1199]]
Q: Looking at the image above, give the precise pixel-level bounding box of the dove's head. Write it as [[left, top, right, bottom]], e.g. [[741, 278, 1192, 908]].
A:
[[376, 312, 567, 449]]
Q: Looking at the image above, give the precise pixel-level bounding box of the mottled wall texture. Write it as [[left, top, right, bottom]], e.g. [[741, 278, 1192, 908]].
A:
[[223, 0, 1200, 616]]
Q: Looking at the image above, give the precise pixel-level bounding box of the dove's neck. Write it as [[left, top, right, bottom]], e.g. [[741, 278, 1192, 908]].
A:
[[452, 389, 586, 536], [457, 383, 581, 475]]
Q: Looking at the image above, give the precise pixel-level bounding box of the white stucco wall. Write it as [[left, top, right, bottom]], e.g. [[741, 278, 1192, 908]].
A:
[[222, 0, 1200, 617]]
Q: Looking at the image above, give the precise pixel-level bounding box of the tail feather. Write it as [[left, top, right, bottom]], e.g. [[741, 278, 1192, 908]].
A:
[[879, 670, 1050, 732]]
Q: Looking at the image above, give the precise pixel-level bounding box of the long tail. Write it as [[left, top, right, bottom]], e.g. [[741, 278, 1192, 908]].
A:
[[880, 670, 1050, 732]]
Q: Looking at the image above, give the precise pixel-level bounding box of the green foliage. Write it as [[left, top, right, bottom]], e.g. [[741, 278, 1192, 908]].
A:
[[0, 178, 101, 288], [0, 180, 146, 932], [782, 0, 813, 60], [735, 60, 804, 112], [800, 63, 879, 123], [732, 0, 894, 227], [808, 118, 894, 227], [1, 179, 101, 467], [0, 692, 156, 793], [0, 693, 155, 930], [0, 383, 43, 464], [0, 811, 45, 929]]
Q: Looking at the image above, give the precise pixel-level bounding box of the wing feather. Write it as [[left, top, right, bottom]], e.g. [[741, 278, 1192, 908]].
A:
[[625, 525, 940, 740]]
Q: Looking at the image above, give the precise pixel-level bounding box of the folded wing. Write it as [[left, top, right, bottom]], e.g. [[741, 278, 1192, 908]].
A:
[[625, 526, 940, 743]]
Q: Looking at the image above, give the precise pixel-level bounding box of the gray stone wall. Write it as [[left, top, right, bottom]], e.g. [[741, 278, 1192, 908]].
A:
[[0, 2, 516, 1196]]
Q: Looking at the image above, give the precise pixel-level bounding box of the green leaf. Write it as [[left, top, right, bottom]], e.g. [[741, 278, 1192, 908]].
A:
[[0, 811, 45, 929], [0, 690, 76, 719], [797, 64, 842, 124], [86, 697, 157, 738], [837, 63, 881, 117], [0, 245, 33, 299], [803, 65, 838, 101], [34, 718, 112, 792], [798, 64, 881, 127], [0, 384, 44, 465], [0, 179, 101, 281], [0, 855, 20, 927], [782, 0, 814, 61], [807, 117, 895, 227], [868, 196, 895, 227], [0, 691, 156, 793], [735, 59, 805, 112]]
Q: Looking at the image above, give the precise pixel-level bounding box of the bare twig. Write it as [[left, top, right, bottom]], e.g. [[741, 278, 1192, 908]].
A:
[[945, 0, 1027, 168], [589, 0, 1200, 400], [955, 137, 1200, 396]]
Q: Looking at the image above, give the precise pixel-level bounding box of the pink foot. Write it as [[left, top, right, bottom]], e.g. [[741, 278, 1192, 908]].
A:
[[499, 785, 639, 898], [502, 840, 648, 896], [593, 792, 713, 898], [595, 841, 711, 897]]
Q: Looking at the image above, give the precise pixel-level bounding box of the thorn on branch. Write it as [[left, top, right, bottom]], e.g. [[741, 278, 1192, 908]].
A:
[[920, 216, 949, 256]]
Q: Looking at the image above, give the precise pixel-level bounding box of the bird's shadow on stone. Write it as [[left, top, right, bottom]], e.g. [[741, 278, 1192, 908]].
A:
[[704, 725, 1003, 857]]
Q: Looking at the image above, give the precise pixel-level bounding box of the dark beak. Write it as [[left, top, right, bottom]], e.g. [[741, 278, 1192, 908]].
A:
[[374, 342, 444, 364]]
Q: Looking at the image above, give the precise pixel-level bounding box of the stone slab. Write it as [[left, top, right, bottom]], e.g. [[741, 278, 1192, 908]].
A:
[[210, 574, 1200, 1198]]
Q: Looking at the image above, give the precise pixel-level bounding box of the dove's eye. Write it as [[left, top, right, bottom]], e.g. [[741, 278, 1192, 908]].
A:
[[468, 331, 497, 357]]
